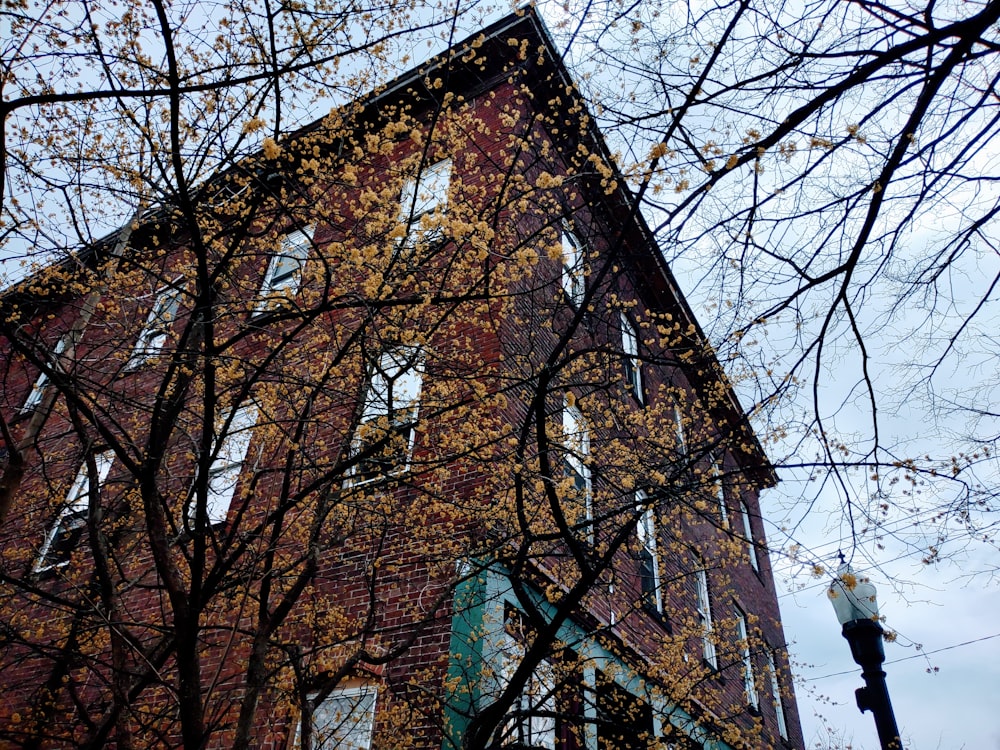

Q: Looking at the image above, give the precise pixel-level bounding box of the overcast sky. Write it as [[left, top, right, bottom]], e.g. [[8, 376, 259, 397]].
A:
[[761, 485, 1000, 750]]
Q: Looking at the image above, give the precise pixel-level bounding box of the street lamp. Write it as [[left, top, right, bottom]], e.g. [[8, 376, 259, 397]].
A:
[[827, 561, 903, 750]]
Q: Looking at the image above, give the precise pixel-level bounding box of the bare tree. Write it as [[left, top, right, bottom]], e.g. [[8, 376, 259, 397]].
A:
[[0, 5, 799, 749], [553, 0, 1000, 573]]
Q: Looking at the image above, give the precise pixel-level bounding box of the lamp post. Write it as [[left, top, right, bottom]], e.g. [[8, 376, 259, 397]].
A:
[[827, 561, 902, 750]]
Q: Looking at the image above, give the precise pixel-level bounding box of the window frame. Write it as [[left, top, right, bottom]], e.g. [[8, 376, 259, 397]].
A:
[[21, 335, 68, 414], [766, 650, 790, 740], [595, 669, 655, 750], [695, 568, 717, 669], [255, 227, 313, 311], [127, 284, 183, 369], [190, 404, 258, 527], [397, 158, 451, 253], [496, 611, 559, 750], [735, 607, 760, 711], [296, 684, 378, 750], [350, 347, 423, 485], [673, 402, 686, 456], [740, 500, 760, 572], [34, 451, 114, 573], [560, 226, 585, 306], [562, 398, 592, 541], [620, 313, 644, 403], [635, 490, 663, 616], [712, 460, 728, 527]]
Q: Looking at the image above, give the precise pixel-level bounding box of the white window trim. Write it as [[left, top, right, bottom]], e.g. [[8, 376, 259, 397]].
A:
[[713, 461, 728, 526], [736, 609, 760, 710], [620, 313, 643, 402], [296, 685, 378, 750], [562, 398, 592, 539], [673, 402, 686, 455], [349, 347, 423, 485], [127, 284, 183, 369], [495, 620, 557, 750], [696, 568, 717, 668], [767, 650, 789, 740], [635, 490, 663, 614], [192, 404, 258, 526], [741, 500, 760, 571], [560, 226, 585, 305], [34, 451, 114, 573], [255, 227, 313, 311], [21, 335, 68, 414], [398, 158, 451, 252]]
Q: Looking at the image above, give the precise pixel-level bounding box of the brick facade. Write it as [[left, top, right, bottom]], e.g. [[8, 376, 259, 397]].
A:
[[0, 10, 803, 750]]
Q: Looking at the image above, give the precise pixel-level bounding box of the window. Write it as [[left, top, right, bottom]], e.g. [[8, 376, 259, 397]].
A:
[[127, 285, 183, 369], [351, 348, 423, 484], [740, 500, 760, 572], [673, 402, 686, 455], [21, 335, 67, 413], [34, 451, 114, 573], [596, 671, 654, 750], [621, 314, 643, 402], [256, 228, 312, 310], [298, 686, 378, 750], [735, 608, 759, 710], [562, 398, 592, 539], [766, 650, 789, 740], [712, 461, 728, 526], [504, 679, 557, 749], [561, 227, 585, 305], [635, 490, 663, 615], [194, 405, 257, 526], [398, 158, 451, 252], [495, 614, 561, 750], [695, 568, 717, 668]]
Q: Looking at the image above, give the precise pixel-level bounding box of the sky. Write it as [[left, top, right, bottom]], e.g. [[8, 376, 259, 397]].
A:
[[761, 487, 1000, 750]]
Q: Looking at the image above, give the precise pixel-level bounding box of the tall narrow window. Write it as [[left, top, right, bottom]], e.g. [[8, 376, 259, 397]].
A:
[[21, 335, 67, 413], [695, 568, 717, 668], [562, 398, 592, 539], [635, 490, 663, 615], [621, 313, 643, 402], [766, 651, 789, 740], [299, 685, 378, 750], [256, 228, 312, 310], [398, 158, 451, 252], [352, 348, 423, 483], [736, 608, 759, 710], [496, 614, 557, 750], [596, 670, 655, 750], [195, 404, 258, 526], [128, 285, 183, 369], [740, 500, 760, 572], [673, 402, 686, 455], [713, 461, 728, 526], [34, 451, 114, 573], [561, 227, 585, 305]]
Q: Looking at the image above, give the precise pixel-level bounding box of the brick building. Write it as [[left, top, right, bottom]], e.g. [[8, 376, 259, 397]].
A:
[[0, 9, 803, 750]]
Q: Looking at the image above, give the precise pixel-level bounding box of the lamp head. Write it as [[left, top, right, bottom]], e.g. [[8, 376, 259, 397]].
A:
[[828, 562, 880, 626]]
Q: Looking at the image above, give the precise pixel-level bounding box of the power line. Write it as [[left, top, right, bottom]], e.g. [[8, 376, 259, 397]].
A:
[[800, 631, 1000, 681]]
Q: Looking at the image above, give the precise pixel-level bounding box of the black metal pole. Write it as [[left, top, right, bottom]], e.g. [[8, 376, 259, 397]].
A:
[[842, 619, 902, 750]]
